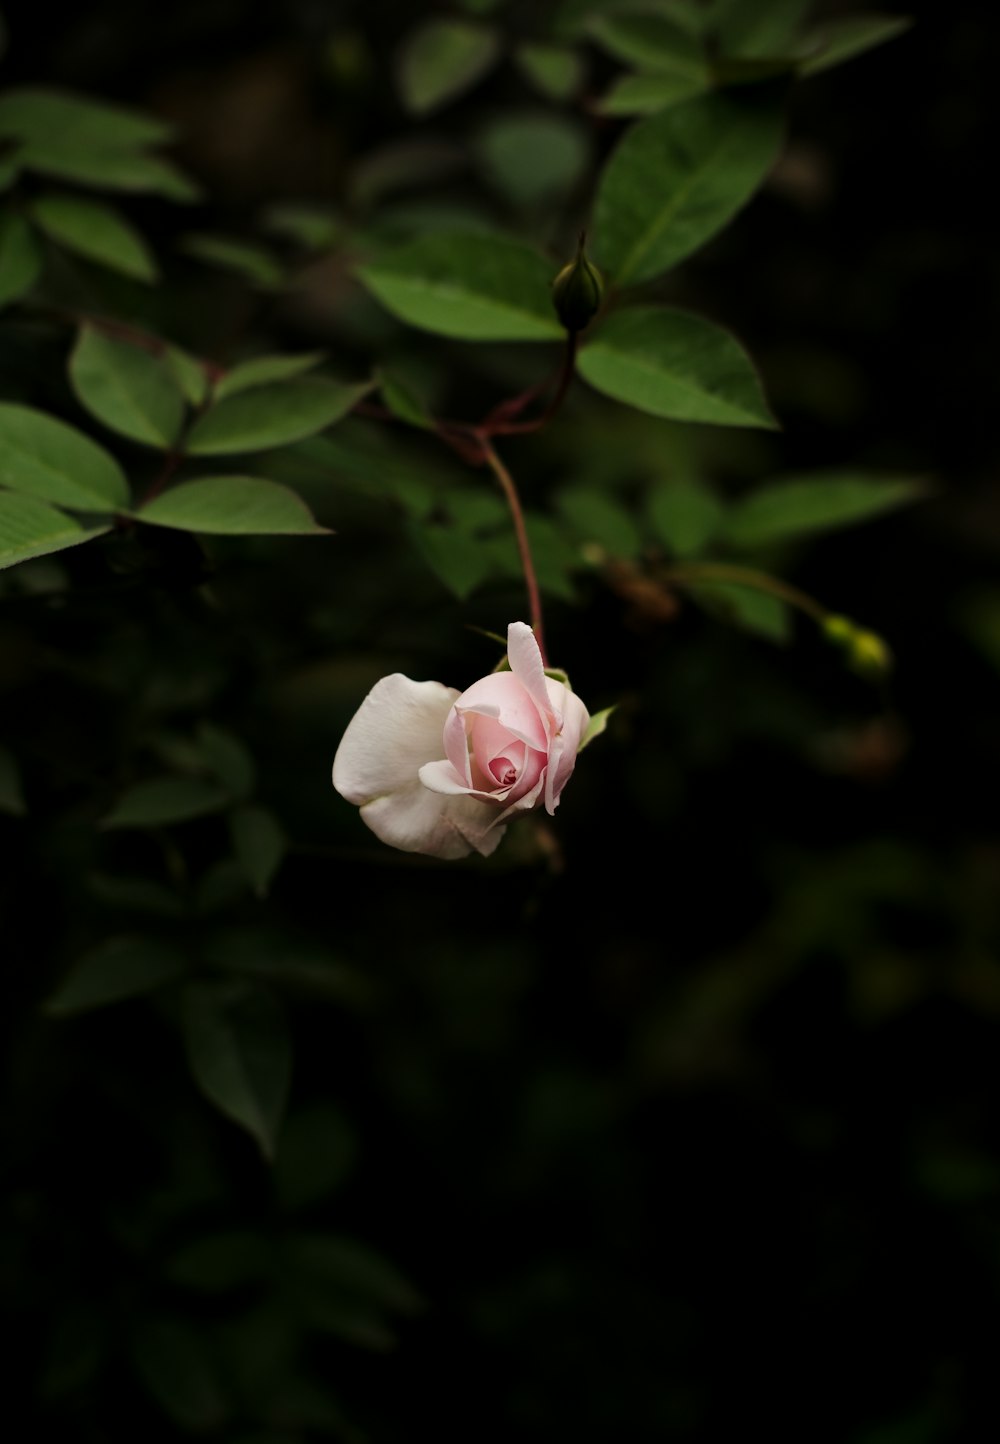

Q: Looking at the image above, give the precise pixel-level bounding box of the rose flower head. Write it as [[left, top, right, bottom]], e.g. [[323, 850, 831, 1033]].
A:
[[332, 622, 591, 860]]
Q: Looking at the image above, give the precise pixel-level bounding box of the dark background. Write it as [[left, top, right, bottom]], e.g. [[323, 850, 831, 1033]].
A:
[[2, 2, 998, 1441]]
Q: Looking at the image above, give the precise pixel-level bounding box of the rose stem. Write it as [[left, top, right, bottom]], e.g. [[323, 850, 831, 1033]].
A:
[[483, 332, 579, 433], [479, 438, 548, 665]]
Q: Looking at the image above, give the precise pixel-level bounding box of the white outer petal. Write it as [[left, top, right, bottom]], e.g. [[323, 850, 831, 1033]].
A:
[[361, 785, 506, 860], [332, 673, 458, 805]]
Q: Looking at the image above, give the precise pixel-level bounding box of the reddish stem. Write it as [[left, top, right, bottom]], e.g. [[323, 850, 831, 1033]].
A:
[[479, 438, 547, 665], [486, 333, 579, 438]]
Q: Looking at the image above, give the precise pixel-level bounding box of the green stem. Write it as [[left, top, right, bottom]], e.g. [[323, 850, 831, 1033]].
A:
[[480, 438, 547, 664], [139, 372, 218, 507], [661, 561, 829, 623]]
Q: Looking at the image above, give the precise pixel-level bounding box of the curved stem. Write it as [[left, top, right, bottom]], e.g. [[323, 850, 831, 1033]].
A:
[[486, 333, 579, 438], [661, 561, 829, 623], [480, 438, 547, 664]]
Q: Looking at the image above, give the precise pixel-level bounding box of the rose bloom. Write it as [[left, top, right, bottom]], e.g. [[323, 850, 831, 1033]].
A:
[[332, 622, 590, 859]]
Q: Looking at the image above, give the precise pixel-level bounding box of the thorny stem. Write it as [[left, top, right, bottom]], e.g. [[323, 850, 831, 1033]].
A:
[[660, 561, 829, 623], [480, 438, 547, 665]]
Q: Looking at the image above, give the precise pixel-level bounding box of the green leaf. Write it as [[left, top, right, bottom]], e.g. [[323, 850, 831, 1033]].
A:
[[44, 935, 189, 1017], [70, 326, 185, 448], [282, 1233, 421, 1347], [649, 477, 725, 556], [287, 1233, 422, 1314], [587, 11, 705, 75], [487, 512, 580, 602], [350, 138, 465, 210], [690, 579, 790, 642], [274, 1103, 357, 1211], [0, 86, 174, 151], [395, 19, 501, 115], [799, 14, 913, 76], [187, 377, 368, 455], [286, 423, 446, 510], [477, 113, 589, 209], [724, 472, 924, 549], [0, 157, 20, 193], [357, 231, 563, 342], [135, 476, 330, 537], [230, 805, 288, 899], [0, 493, 109, 570], [30, 193, 158, 282], [378, 373, 433, 430], [180, 980, 291, 1159], [87, 872, 187, 918], [0, 402, 129, 509], [215, 352, 326, 401], [715, 0, 815, 57], [579, 306, 775, 428], [579, 706, 615, 751], [204, 928, 366, 1005], [164, 345, 210, 407], [179, 232, 286, 288], [0, 211, 43, 308], [513, 42, 586, 102], [262, 202, 342, 250], [131, 1318, 229, 1432], [592, 91, 784, 286], [197, 724, 256, 797], [595, 71, 709, 116], [557, 488, 642, 558], [13, 141, 197, 199], [410, 520, 496, 600], [196, 859, 251, 914], [0, 743, 26, 815], [958, 589, 1000, 675], [103, 776, 234, 829], [558, 0, 706, 37], [164, 1230, 268, 1293]]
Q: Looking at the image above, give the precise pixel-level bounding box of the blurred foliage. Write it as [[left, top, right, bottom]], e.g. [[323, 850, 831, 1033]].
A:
[[2, 0, 998, 1441]]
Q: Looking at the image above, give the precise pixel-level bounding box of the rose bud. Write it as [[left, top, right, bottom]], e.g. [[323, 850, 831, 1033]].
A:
[[551, 235, 603, 334], [332, 622, 590, 860]]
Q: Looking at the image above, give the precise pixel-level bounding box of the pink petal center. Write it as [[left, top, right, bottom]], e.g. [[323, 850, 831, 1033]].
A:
[[489, 755, 518, 787]]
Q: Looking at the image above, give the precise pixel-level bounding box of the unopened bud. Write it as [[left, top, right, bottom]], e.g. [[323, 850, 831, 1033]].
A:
[[823, 614, 893, 678], [551, 234, 603, 334]]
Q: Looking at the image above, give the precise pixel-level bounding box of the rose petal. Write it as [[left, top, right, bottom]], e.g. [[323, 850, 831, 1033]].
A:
[[418, 758, 477, 796], [332, 674, 458, 805], [419, 758, 514, 805], [452, 672, 547, 750], [361, 780, 505, 860], [488, 742, 524, 786], [495, 770, 547, 824], [506, 621, 553, 726], [543, 682, 590, 814]]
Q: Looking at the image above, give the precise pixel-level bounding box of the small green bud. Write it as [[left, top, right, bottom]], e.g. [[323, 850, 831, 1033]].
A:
[[551, 234, 603, 333], [823, 614, 893, 678]]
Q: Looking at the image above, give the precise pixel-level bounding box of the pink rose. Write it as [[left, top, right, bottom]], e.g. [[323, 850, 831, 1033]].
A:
[[332, 622, 590, 860]]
